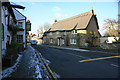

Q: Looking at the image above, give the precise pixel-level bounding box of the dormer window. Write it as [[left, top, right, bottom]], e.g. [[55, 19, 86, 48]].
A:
[[72, 30, 77, 34], [18, 22, 23, 28]]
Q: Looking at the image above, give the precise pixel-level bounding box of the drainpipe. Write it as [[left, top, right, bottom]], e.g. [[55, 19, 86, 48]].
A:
[[0, 1, 2, 79]]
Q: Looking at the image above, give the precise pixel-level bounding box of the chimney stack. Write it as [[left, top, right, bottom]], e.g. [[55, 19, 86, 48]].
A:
[[54, 19, 57, 23], [90, 7, 94, 14]]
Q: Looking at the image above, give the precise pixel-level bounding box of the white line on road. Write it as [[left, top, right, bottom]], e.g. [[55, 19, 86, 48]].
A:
[[50, 46, 89, 52], [111, 64, 119, 67], [67, 53, 89, 59], [65, 48, 89, 52]]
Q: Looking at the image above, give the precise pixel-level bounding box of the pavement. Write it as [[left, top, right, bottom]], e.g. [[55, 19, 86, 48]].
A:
[[33, 45, 120, 78], [9, 45, 41, 79], [10, 45, 35, 78], [81, 47, 119, 55], [2, 45, 59, 80], [47, 45, 119, 55]]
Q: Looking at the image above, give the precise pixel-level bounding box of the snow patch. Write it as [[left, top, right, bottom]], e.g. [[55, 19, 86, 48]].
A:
[[35, 65, 42, 78], [2, 54, 22, 79], [30, 45, 59, 79], [46, 60, 51, 65], [53, 72, 60, 78]]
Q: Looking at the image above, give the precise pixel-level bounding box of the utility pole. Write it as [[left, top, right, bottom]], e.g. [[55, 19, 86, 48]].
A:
[[0, 0, 2, 79]]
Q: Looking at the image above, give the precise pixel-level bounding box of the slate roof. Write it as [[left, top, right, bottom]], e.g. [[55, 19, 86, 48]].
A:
[[50, 9, 96, 31]]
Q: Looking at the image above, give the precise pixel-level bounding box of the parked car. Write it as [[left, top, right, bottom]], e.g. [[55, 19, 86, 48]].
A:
[[31, 40, 37, 45]]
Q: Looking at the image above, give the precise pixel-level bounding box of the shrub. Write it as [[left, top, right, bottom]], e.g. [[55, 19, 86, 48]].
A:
[[3, 42, 19, 67], [6, 42, 19, 63], [6, 42, 19, 56]]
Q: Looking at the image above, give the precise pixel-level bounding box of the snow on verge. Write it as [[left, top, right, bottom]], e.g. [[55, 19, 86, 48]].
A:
[[30, 45, 60, 79], [53, 72, 60, 78], [2, 54, 22, 79], [32, 52, 42, 79]]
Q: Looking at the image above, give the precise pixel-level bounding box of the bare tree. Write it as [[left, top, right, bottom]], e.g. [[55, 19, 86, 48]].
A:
[[103, 19, 118, 37], [43, 22, 51, 31], [103, 18, 119, 41], [37, 25, 44, 35], [37, 22, 51, 36]]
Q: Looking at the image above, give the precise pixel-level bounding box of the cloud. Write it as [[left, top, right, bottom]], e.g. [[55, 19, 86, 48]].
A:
[[25, 2, 36, 5], [52, 6, 61, 12], [55, 13, 62, 18], [55, 13, 68, 19]]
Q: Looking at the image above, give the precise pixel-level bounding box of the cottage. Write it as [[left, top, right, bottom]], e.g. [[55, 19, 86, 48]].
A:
[[1, 2, 16, 56], [12, 8, 26, 49], [42, 8, 101, 47], [1, 1, 26, 56]]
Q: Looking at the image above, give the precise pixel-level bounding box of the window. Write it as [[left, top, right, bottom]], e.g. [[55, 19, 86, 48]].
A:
[[70, 39, 77, 44], [72, 30, 77, 34], [17, 35, 23, 43], [64, 31, 67, 35], [62, 39, 64, 44], [18, 22, 23, 28], [2, 24, 4, 41], [50, 38, 53, 43], [56, 31, 59, 34], [49, 32, 52, 35]]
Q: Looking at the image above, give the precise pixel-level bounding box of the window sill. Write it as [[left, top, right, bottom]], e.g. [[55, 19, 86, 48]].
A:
[[70, 43, 77, 44]]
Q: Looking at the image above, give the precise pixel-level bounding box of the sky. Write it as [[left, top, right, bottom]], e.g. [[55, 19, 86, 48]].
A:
[[9, 1, 118, 35]]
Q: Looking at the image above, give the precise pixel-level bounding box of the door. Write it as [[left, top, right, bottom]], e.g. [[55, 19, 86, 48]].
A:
[[58, 38, 60, 46]]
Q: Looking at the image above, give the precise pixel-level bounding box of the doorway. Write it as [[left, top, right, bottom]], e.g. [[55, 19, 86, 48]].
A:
[[58, 38, 60, 46]]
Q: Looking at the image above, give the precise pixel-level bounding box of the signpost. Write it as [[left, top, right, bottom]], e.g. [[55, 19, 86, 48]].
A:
[[26, 21, 31, 31]]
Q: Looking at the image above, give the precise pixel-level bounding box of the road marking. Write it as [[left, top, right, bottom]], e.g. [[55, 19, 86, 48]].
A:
[[67, 53, 89, 59], [89, 50, 118, 55], [35, 49, 58, 80], [50, 46, 89, 52], [79, 56, 120, 63], [111, 64, 119, 67]]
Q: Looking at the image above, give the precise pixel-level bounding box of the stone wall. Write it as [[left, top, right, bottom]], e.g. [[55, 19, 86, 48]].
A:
[[100, 43, 119, 49]]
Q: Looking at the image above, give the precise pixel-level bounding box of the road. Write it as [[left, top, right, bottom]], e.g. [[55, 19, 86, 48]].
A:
[[33, 45, 120, 78]]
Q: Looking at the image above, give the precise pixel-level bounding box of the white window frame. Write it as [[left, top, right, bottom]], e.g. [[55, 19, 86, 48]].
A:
[[70, 39, 77, 44], [50, 38, 53, 43], [18, 22, 23, 28], [17, 35, 23, 43], [56, 31, 59, 34], [62, 39, 64, 44], [64, 31, 67, 35], [72, 30, 77, 34]]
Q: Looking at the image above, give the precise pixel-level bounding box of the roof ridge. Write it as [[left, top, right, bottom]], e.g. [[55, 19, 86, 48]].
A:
[[56, 11, 92, 23], [50, 10, 94, 31]]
